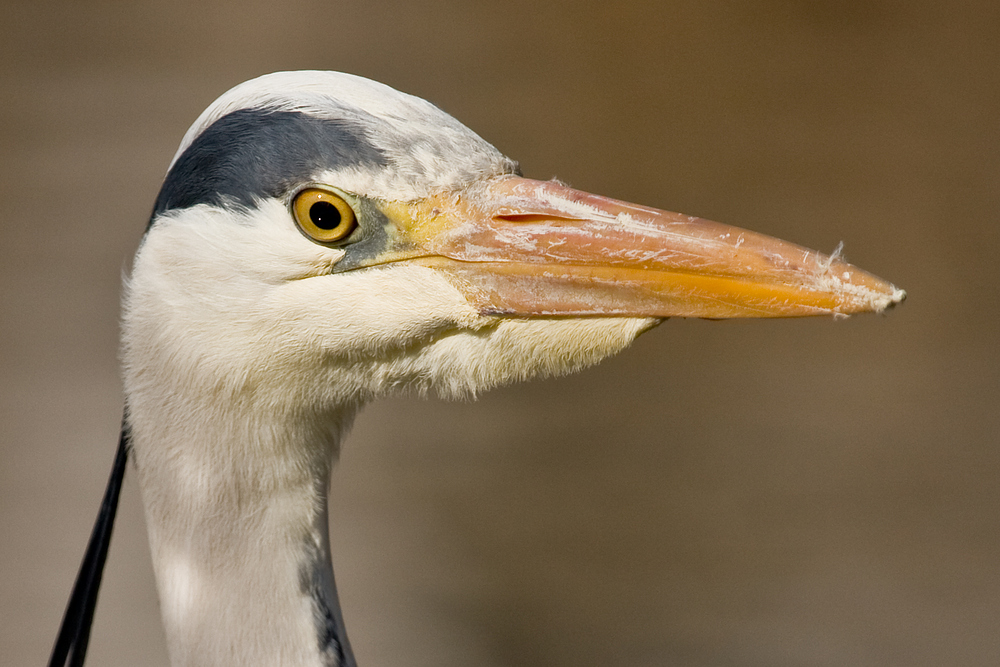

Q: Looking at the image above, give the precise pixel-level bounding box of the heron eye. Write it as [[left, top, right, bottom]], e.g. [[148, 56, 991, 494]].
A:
[[292, 188, 357, 243]]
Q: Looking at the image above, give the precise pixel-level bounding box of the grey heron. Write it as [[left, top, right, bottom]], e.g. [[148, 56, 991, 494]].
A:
[[50, 70, 904, 667]]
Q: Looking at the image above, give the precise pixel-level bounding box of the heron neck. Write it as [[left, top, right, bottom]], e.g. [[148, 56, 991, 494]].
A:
[[130, 404, 358, 667]]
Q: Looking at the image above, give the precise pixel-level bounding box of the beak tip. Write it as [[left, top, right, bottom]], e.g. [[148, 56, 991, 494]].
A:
[[882, 286, 907, 312], [841, 281, 906, 316], [821, 254, 905, 316]]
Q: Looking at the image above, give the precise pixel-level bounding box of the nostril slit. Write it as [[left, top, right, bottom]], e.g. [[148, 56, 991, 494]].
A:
[[493, 213, 583, 224]]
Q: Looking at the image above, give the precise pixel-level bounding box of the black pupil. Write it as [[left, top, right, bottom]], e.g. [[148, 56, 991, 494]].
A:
[[309, 201, 342, 230]]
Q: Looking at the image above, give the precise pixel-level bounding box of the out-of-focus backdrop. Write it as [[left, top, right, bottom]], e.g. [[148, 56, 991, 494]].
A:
[[2, 1, 996, 665]]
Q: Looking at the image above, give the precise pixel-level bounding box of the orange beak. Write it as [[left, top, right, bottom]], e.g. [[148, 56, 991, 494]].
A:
[[372, 176, 904, 319]]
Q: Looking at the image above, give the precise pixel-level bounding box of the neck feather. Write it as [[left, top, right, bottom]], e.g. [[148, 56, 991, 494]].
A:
[[129, 399, 358, 667]]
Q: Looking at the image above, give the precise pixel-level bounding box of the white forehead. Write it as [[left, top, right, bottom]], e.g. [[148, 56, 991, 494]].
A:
[[169, 71, 516, 200]]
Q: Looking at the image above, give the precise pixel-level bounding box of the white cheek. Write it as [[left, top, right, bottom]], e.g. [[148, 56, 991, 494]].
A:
[[124, 204, 341, 407], [125, 206, 485, 410], [265, 266, 480, 351]]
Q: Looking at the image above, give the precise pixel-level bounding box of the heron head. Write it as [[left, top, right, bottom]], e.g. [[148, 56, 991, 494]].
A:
[[123, 71, 903, 412]]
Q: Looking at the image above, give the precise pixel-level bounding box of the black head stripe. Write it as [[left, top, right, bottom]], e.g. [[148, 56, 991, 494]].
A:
[[151, 108, 388, 223]]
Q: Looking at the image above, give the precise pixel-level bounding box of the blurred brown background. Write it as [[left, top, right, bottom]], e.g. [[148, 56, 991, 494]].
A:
[[1, 1, 997, 665]]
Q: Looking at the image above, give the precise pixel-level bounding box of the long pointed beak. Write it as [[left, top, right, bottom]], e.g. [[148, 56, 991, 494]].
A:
[[372, 176, 905, 319]]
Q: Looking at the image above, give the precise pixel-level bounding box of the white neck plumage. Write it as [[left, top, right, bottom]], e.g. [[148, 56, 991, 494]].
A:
[[130, 397, 358, 667]]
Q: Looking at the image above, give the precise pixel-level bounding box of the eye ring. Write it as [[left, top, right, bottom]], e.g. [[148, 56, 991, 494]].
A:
[[292, 188, 357, 244]]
